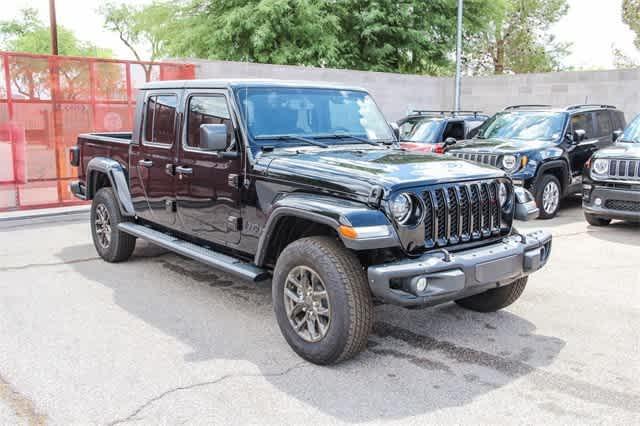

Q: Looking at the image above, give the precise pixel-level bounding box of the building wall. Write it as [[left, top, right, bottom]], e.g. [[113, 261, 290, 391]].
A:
[[192, 59, 640, 122]]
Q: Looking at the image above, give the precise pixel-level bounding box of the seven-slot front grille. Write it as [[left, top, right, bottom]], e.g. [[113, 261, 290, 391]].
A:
[[421, 180, 504, 248], [607, 159, 640, 180], [451, 152, 500, 167]]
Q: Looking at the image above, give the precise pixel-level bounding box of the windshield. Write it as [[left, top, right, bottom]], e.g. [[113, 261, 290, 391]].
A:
[[476, 111, 566, 141], [405, 118, 444, 143], [620, 114, 640, 143], [234, 87, 394, 148]]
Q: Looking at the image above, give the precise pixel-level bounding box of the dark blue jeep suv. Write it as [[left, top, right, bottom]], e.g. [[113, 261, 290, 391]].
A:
[[447, 104, 626, 218]]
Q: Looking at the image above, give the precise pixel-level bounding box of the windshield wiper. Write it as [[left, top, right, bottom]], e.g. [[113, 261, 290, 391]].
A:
[[315, 133, 393, 146], [254, 134, 328, 148]]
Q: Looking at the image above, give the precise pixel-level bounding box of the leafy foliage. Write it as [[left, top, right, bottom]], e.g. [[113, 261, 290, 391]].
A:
[[463, 0, 570, 75], [623, 0, 640, 50], [0, 8, 111, 57]]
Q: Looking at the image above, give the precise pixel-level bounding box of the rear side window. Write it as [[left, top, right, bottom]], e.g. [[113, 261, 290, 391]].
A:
[[144, 94, 178, 145], [594, 111, 612, 137], [571, 113, 594, 139], [186, 95, 234, 150]]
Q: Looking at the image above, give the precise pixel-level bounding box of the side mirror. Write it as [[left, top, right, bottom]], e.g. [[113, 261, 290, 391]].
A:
[[572, 129, 586, 144], [613, 129, 623, 141], [389, 122, 400, 140], [444, 137, 457, 147], [200, 124, 229, 151]]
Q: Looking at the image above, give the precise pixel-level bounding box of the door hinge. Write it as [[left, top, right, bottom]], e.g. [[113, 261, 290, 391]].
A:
[[227, 216, 243, 232], [228, 174, 243, 189], [165, 199, 176, 212]]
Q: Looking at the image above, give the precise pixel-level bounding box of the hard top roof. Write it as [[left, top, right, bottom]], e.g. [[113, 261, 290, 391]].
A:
[[140, 78, 368, 92]]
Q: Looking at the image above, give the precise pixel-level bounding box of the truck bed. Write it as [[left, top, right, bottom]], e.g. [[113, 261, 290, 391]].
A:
[[77, 132, 132, 182]]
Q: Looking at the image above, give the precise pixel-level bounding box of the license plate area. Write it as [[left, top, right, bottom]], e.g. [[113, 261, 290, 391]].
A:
[[475, 255, 521, 283]]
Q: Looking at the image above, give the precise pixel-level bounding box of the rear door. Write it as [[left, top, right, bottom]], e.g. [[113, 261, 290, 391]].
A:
[[175, 90, 242, 245], [129, 92, 180, 228]]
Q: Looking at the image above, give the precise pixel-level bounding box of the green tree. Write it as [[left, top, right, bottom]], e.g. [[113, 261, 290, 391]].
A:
[[164, 0, 342, 67], [100, 1, 174, 80], [158, 0, 497, 76], [463, 0, 570, 75]]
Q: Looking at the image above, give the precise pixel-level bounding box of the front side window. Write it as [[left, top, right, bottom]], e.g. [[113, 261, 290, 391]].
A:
[[405, 118, 444, 143], [571, 113, 594, 139], [476, 111, 566, 141], [234, 87, 393, 149], [186, 95, 234, 150], [144, 94, 177, 145]]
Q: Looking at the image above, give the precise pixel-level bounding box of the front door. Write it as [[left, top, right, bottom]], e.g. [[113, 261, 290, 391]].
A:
[[175, 91, 242, 245], [567, 111, 598, 177], [129, 92, 180, 228]]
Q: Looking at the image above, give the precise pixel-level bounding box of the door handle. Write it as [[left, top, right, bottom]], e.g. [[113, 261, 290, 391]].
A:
[[175, 166, 193, 175], [138, 159, 153, 168]]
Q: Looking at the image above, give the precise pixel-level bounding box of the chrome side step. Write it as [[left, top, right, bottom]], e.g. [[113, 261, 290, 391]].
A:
[[118, 222, 270, 282]]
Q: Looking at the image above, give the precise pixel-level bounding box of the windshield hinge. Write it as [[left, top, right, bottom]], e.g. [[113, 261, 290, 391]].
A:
[[368, 185, 384, 207]]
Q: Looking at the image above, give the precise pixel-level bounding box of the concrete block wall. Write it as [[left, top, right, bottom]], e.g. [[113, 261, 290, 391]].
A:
[[191, 59, 640, 122]]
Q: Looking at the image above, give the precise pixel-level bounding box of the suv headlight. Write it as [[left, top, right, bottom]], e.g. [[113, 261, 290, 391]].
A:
[[390, 193, 412, 224], [501, 155, 518, 172], [592, 158, 609, 176]]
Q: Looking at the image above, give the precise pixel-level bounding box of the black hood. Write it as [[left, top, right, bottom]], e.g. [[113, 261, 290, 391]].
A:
[[257, 146, 505, 199], [592, 142, 640, 159], [447, 138, 557, 154]]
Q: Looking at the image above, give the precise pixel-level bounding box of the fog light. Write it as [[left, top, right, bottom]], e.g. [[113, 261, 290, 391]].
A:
[[416, 277, 428, 292], [594, 197, 602, 206]]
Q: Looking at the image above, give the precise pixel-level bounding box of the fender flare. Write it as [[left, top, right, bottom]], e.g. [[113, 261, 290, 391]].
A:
[[86, 157, 135, 216], [535, 159, 571, 194], [254, 193, 397, 266]]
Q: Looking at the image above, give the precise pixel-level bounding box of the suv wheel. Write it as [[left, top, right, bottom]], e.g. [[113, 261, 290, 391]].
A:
[[585, 213, 611, 226], [455, 277, 528, 312], [272, 236, 373, 365], [91, 187, 136, 262], [535, 174, 561, 219]]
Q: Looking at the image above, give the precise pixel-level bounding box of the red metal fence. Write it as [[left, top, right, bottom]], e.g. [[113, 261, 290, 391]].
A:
[[0, 51, 195, 212]]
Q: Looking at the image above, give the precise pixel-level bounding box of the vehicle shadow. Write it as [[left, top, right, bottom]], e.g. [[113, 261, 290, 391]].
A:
[[54, 241, 583, 421], [586, 220, 640, 247]]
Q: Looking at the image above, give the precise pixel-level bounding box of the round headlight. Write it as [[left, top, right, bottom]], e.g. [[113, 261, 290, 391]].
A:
[[501, 155, 518, 172], [592, 158, 609, 175], [390, 193, 412, 224], [498, 182, 508, 207]]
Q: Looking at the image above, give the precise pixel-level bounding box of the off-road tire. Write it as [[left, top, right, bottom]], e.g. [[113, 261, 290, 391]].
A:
[[272, 236, 373, 365], [455, 277, 528, 313], [584, 213, 611, 227], [535, 174, 562, 219], [91, 187, 136, 263]]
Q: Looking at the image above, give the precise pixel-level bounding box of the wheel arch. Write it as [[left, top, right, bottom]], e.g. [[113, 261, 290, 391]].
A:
[[86, 157, 135, 216], [536, 159, 571, 195]]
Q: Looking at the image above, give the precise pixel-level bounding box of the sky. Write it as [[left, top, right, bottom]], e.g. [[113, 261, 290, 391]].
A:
[[3, 0, 640, 70]]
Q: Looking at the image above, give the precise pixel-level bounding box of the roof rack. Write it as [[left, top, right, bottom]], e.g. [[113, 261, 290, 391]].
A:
[[411, 110, 485, 117], [503, 104, 552, 111], [565, 104, 617, 110]]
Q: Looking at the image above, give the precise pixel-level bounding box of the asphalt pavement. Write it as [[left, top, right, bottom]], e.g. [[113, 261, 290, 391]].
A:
[[0, 198, 638, 425]]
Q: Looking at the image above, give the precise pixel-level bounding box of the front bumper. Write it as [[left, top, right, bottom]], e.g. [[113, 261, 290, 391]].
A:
[[367, 230, 552, 307], [583, 185, 640, 221]]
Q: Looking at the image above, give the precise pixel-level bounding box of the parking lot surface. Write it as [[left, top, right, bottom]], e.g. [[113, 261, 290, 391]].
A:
[[0, 199, 638, 425]]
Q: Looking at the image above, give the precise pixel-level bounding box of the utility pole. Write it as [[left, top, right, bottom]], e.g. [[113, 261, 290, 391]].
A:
[[454, 0, 463, 111], [49, 0, 59, 55]]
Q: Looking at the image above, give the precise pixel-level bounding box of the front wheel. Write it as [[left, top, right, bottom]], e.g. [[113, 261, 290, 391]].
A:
[[91, 187, 136, 262], [455, 277, 528, 312], [535, 174, 562, 219], [272, 236, 373, 365]]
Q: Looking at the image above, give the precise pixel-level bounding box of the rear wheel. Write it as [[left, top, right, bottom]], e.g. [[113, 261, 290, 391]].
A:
[[535, 174, 561, 219], [585, 213, 611, 226], [272, 236, 373, 365], [91, 187, 136, 262], [455, 277, 528, 312]]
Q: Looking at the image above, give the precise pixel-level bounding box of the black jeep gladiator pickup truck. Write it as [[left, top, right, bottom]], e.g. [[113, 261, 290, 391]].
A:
[[69, 79, 551, 365]]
